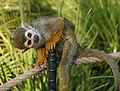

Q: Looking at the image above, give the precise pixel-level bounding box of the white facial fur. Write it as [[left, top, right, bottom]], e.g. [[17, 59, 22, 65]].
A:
[[24, 30, 34, 48], [21, 22, 42, 48]]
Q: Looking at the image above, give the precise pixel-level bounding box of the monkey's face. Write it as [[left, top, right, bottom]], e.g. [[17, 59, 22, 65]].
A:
[[13, 22, 44, 51], [24, 29, 41, 48]]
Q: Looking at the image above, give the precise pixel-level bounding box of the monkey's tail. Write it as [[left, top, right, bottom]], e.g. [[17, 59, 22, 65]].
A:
[[75, 44, 120, 91]]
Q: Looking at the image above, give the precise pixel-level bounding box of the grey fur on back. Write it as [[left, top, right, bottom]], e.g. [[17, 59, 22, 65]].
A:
[[31, 17, 63, 42]]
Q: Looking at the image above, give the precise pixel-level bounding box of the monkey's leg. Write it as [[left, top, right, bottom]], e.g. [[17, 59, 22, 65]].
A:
[[58, 41, 77, 91]]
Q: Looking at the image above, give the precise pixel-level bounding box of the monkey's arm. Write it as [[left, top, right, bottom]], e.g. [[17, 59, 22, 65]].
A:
[[58, 40, 77, 91], [36, 20, 64, 64], [36, 48, 47, 64], [45, 20, 64, 50]]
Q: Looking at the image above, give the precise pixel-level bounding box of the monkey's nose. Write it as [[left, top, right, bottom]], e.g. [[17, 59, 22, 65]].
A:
[[34, 35, 39, 43]]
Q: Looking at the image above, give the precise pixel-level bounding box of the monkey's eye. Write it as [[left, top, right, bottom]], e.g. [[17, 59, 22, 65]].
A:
[[27, 33, 32, 38], [27, 40, 31, 45], [24, 39, 33, 48]]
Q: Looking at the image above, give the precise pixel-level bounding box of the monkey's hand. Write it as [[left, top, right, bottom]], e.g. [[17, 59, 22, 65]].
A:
[[45, 19, 64, 51], [31, 19, 64, 69]]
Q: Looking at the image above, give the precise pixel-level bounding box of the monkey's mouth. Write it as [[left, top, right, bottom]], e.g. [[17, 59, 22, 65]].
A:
[[22, 35, 40, 53], [22, 48, 30, 53], [33, 35, 39, 43]]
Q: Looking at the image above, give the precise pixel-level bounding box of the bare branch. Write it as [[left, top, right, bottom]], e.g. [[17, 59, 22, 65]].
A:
[[75, 52, 120, 64], [0, 52, 120, 91], [0, 65, 47, 91], [75, 49, 120, 91]]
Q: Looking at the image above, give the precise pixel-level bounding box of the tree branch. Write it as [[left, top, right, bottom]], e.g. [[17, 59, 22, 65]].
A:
[[75, 49, 120, 91], [75, 52, 120, 64], [0, 64, 47, 91], [0, 52, 120, 91]]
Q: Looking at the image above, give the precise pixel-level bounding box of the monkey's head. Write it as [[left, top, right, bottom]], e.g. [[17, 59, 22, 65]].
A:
[[13, 22, 44, 51]]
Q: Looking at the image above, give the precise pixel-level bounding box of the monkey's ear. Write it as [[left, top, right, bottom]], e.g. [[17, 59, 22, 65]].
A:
[[21, 22, 33, 30]]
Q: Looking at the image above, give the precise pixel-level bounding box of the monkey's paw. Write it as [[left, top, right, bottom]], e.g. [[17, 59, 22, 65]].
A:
[[31, 63, 44, 69], [31, 63, 44, 76]]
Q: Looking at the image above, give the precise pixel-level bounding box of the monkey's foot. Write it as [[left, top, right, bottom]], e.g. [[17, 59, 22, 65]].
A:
[[31, 59, 48, 69], [31, 62, 44, 69], [31, 62, 45, 76]]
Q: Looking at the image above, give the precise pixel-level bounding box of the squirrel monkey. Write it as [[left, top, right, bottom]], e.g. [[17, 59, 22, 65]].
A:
[[13, 17, 66, 64], [13, 17, 77, 91], [13, 17, 120, 91]]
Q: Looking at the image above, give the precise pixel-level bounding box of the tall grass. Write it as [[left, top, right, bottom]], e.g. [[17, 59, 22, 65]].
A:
[[0, 0, 120, 91]]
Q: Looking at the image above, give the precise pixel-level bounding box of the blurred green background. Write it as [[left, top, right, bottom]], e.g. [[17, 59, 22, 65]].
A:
[[0, 0, 120, 91]]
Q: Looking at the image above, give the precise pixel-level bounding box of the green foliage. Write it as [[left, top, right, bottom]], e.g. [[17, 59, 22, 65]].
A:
[[0, 0, 120, 91]]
